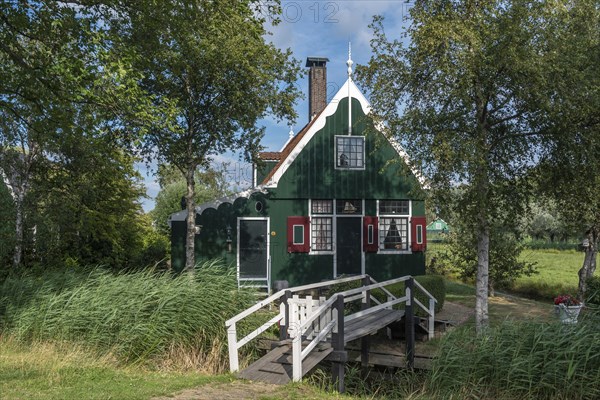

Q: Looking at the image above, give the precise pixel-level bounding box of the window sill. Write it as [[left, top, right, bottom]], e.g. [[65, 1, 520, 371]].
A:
[[377, 250, 412, 255]]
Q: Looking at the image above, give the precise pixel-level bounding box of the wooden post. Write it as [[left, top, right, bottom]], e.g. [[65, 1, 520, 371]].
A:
[[227, 322, 239, 372], [331, 294, 346, 393], [361, 275, 371, 371], [405, 277, 415, 370], [428, 297, 435, 340], [292, 328, 302, 381], [280, 290, 291, 340]]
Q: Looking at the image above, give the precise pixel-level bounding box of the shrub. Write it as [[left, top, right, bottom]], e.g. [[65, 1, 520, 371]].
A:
[[428, 320, 600, 399], [415, 275, 446, 314]]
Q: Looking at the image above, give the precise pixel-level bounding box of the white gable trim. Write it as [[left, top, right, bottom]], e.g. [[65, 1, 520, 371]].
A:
[[264, 79, 426, 188]]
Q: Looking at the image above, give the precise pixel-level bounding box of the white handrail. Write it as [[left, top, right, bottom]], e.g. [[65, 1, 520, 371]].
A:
[[226, 274, 368, 327], [332, 275, 410, 299], [301, 319, 336, 359], [370, 276, 397, 300], [294, 295, 339, 335], [227, 274, 439, 374], [226, 274, 368, 372], [237, 313, 284, 349], [225, 291, 285, 327], [413, 279, 438, 303]]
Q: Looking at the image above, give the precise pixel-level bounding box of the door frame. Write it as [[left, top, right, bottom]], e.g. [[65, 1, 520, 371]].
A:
[[237, 217, 271, 290]]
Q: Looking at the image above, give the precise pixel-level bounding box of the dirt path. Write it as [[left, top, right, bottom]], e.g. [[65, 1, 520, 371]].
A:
[[151, 381, 282, 400]]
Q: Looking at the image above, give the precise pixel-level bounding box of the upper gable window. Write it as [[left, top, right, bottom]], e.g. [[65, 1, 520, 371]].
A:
[[336, 136, 365, 169]]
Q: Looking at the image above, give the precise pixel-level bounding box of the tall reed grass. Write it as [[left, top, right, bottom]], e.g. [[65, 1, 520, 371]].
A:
[[0, 260, 256, 372], [428, 319, 600, 399]]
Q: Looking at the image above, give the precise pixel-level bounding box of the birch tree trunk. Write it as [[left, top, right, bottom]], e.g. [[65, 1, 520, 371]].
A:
[[184, 165, 197, 272], [475, 222, 490, 333], [12, 191, 24, 267], [1, 164, 27, 268], [577, 227, 598, 302]]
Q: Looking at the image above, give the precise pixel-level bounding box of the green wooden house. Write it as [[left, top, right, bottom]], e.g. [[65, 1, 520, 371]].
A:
[[426, 218, 450, 242], [169, 56, 427, 289]]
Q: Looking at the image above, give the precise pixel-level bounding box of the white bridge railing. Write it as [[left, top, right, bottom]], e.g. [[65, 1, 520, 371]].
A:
[[225, 274, 437, 381]]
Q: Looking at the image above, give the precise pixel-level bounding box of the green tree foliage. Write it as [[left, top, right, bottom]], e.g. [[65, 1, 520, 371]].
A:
[[519, 199, 574, 243], [441, 224, 537, 296], [0, 1, 156, 270], [119, 0, 301, 271], [530, 1, 600, 301], [151, 166, 229, 237], [29, 136, 147, 268], [357, 0, 599, 331]]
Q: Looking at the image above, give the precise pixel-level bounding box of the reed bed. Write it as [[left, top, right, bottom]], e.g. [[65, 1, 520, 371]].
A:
[[428, 319, 600, 399], [0, 260, 256, 372]]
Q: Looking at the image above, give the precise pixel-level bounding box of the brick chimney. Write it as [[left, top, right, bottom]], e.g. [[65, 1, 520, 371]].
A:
[[306, 57, 329, 121]]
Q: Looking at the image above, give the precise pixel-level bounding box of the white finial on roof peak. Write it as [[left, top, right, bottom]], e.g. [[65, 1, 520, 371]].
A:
[[347, 42, 353, 77], [288, 125, 294, 139]]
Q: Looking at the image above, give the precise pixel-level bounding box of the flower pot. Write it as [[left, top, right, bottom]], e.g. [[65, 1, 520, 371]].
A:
[[554, 304, 583, 324]]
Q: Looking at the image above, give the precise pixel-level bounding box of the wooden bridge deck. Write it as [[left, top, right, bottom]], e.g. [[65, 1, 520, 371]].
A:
[[239, 308, 405, 384], [344, 308, 404, 343]]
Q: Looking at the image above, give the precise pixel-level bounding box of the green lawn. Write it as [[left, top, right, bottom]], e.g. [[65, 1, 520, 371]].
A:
[[0, 337, 355, 400], [0, 337, 230, 400], [514, 249, 583, 299]]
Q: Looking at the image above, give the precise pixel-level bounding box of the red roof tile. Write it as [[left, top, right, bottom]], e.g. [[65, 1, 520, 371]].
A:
[[258, 152, 282, 160]]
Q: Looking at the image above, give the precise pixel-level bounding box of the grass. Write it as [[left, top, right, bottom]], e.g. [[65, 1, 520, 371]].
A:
[[0, 260, 258, 372], [0, 336, 360, 400], [428, 318, 600, 399], [0, 336, 229, 400], [0, 250, 593, 399], [514, 249, 582, 300]]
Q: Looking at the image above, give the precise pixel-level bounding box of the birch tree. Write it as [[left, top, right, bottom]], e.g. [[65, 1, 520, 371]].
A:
[[357, 0, 598, 332]]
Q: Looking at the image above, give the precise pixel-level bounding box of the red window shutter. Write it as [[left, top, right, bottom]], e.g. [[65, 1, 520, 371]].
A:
[[287, 216, 310, 253], [363, 216, 378, 252], [410, 216, 427, 252]]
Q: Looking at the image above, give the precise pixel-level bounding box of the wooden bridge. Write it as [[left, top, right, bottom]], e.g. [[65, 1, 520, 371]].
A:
[[225, 275, 437, 392]]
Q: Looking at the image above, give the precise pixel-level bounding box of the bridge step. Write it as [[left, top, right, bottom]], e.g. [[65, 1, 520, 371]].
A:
[[238, 343, 333, 384]]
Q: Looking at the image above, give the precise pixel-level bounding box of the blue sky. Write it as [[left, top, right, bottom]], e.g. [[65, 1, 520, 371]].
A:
[[140, 1, 413, 212]]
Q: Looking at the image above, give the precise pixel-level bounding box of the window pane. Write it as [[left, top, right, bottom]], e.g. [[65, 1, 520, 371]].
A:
[[311, 199, 333, 214], [293, 225, 304, 245], [311, 217, 332, 251], [379, 200, 409, 215], [336, 136, 365, 169], [379, 217, 408, 250]]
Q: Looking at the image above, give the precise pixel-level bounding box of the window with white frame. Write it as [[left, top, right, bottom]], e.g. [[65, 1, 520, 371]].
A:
[[336, 136, 365, 169], [311, 217, 333, 251], [379, 200, 409, 251], [311, 200, 333, 251]]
